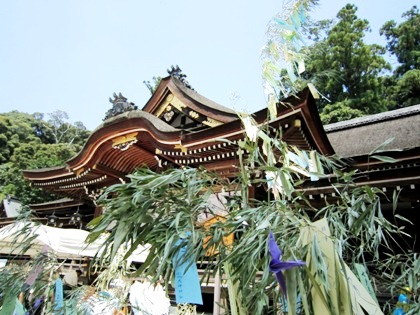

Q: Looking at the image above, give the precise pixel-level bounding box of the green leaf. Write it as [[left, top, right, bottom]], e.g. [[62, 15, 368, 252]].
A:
[[297, 272, 310, 315], [256, 218, 270, 230], [369, 137, 395, 155], [370, 155, 399, 163], [85, 230, 104, 244], [111, 220, 128, 259], [133, 245, 157, 276], [368, 138, 402, 157], [285, 268, 298, 315], [273, 18, 296, 31], [86, 215, 103, 229], [353, 263, 378, 303]]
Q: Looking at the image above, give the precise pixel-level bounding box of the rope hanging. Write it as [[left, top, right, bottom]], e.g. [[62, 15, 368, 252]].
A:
[[176, 303, 196, 315]]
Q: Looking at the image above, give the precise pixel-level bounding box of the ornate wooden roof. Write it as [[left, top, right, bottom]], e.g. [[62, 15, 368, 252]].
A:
[[19, 76, 420, 251], [142, 76, 238, 131], [23, 77, 332, 203]]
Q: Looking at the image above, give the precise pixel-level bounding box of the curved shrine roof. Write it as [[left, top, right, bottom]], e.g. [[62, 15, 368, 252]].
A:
[[23, 78, 333, 202]]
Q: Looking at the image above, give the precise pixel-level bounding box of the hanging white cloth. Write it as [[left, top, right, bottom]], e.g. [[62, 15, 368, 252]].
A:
[[0, 222, 149, 262], [129, 281, 170, 315]]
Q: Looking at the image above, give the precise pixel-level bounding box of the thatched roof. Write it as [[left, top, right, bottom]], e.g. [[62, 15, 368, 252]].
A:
[[325, 105, 420, 157]]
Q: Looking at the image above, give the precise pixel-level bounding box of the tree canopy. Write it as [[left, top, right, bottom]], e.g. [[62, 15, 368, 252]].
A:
[[46, 110, 90, 145], [381, 6, 420, 109], [303, 4, 391, 123], [0, 111, 46, 163], [267, 4, 419, 124], [0, 111, 90, 205], [381, 6, 420, 77]]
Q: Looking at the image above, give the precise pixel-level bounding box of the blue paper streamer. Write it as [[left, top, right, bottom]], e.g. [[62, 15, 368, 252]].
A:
[[54, 277, 64, 314], [172, 237, 203, 305]]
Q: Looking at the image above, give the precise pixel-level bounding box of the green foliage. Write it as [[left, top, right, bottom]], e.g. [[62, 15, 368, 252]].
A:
[[0, 112, 49, 164], [0, 141, 80, 205], [304, 4, 391, 120], [320, 100, 364, 124], [262, 0, 318, 99], [262, 2, 417, 125], [386, 69, 420, 110], [378, 252, 419, 315], [11, 142, 78, 171], [380, 6, 420, 110], [394, 69, 420, 107], [0, 248, 56, 315], [143, 76, 162, 95], [380, 6, 420, 77], [0, 110, 90, 204], [45, 110, 90, 146], [87, 115, 410, 313], [87, 168, 223, 282]]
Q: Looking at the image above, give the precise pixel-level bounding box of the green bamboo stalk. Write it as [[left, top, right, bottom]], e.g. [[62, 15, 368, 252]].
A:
[[224, 262, 247, 315]]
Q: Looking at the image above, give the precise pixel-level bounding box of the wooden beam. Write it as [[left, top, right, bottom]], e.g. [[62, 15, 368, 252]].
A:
[[31, 202, 84, 212], [92, 164, 128, 180]]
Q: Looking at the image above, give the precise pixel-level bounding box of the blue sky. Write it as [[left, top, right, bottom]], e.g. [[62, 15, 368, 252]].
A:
[[0, 0, 417, 130]]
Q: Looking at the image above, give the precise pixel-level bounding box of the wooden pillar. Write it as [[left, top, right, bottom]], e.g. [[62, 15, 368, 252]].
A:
[[93, 206, 103, 218], [213, 271, 221, 315]]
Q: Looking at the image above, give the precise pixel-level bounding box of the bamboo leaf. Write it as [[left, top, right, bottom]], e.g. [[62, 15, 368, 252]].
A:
[[133, 245, 157, 276], [370, 155, 399, 163], [86, 215, 103, 229], [369, 137, 397, 155], [256, 218, 270, 230], [297, 272, 310, 315], [285, 268, 298, 315], [111, 220, 128, 259]]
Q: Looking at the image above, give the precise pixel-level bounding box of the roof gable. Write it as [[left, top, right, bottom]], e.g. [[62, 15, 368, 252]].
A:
[[142, 76, 238, 132], [23, 85, 334, 202]]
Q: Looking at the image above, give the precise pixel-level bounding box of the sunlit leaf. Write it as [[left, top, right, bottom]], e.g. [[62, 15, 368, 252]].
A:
[[370, 155, 399, 163]]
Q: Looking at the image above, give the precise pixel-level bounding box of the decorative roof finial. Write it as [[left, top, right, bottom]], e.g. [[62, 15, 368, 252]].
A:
[[167, 65, 194, 90], [103, 92, 138, 120]]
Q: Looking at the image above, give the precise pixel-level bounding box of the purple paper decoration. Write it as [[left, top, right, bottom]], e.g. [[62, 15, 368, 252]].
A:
[[268, 230, 305, 298]]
